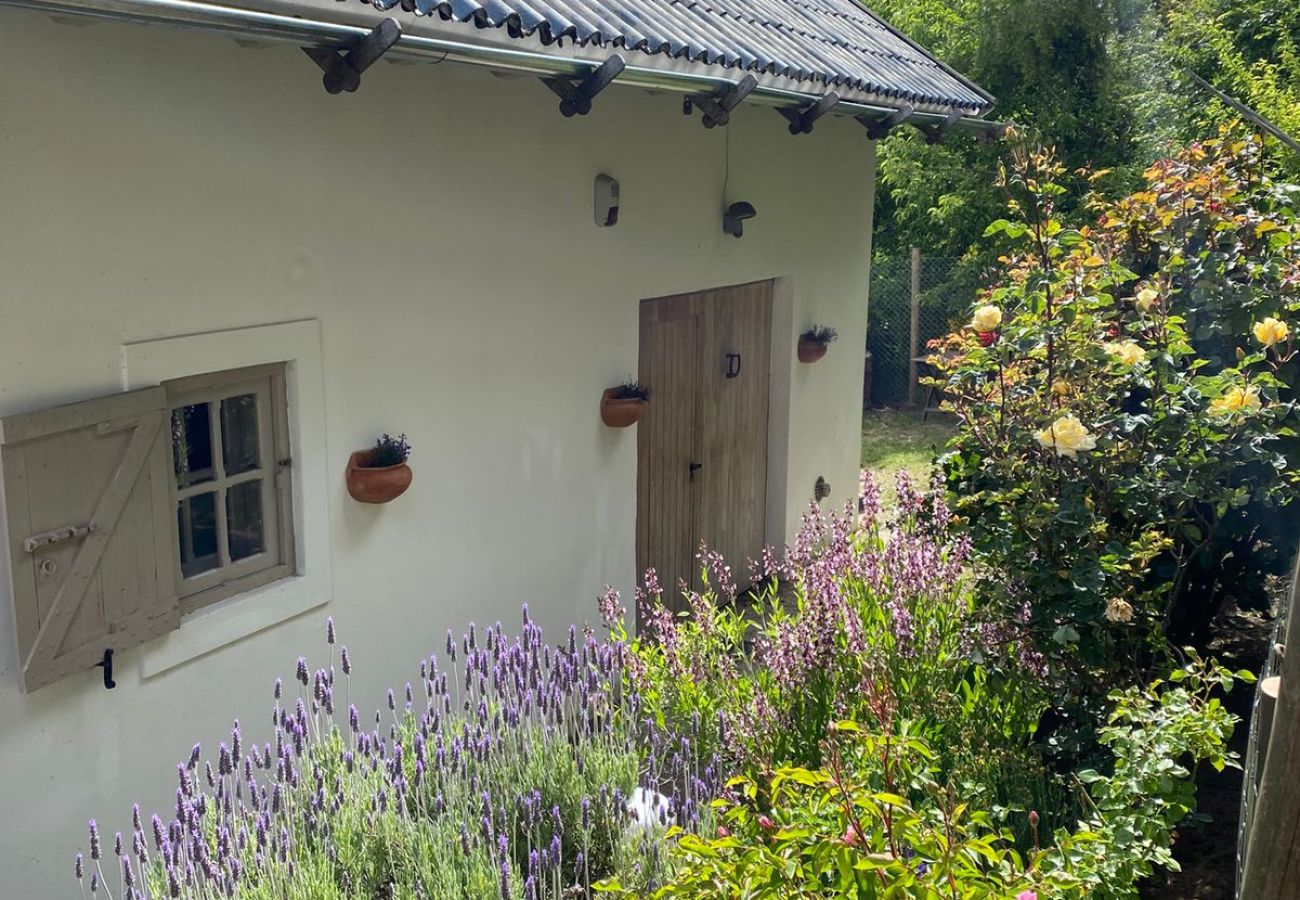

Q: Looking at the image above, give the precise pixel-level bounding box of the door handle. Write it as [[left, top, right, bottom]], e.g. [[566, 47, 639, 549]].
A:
[[689, 461, 703, 481], [725, 352, 742, 379]]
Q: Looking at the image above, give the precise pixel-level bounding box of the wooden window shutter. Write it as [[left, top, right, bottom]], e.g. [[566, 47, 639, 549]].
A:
[[1, 387, 179, 692]]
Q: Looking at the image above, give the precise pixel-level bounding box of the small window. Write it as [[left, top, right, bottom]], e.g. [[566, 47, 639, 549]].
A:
[[166, 364, 294, 612]]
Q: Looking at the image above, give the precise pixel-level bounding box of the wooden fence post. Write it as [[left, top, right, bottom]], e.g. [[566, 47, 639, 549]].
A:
[[908, 247, 921, 407], [1239, 555, 1300, 898]]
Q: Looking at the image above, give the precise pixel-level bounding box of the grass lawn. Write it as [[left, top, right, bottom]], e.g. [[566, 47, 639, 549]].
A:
[[861, 409, 956, 506]]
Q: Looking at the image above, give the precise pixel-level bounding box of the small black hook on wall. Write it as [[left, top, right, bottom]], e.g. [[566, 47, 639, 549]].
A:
[[725, 353, 742, 378], [96, 648, 116, 690]]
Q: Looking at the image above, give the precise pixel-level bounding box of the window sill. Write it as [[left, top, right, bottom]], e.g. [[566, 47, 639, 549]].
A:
[[141, 574, 327, 679]]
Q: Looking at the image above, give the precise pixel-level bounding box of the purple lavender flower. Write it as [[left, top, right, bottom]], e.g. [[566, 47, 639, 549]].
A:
[[326, 617, 336, 645], [88, 820, 101, 861], [499, 855, 512, 900]]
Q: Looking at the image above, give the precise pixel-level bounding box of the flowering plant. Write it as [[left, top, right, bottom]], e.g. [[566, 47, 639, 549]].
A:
[[934, 131, 1300, 679], [365, 432, 411, 467], [75, 612, 718, 899], [604, 474, 1048, 807]]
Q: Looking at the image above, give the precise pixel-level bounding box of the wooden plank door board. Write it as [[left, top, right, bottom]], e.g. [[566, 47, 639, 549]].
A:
[[637, 280, 773, 614]]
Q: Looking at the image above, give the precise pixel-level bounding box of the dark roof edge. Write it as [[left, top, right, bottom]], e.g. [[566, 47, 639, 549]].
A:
[[2, 0, 1004, 129]]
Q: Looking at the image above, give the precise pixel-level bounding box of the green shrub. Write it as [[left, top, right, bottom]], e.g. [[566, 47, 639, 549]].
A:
[[598, 658, 1247, 900], [1036, 656, 1253, 897], [935, 131, 1299, 682]]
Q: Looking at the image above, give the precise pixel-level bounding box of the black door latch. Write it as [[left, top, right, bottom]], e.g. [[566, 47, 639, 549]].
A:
[[96, 648, 116, 690], [689, 461, 703, 480]]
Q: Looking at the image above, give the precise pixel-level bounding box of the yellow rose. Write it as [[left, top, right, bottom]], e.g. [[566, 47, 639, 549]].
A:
[[1103, 340, 1145, 366], [1253, 317, 1289, 347], [1209, 385, 1262, 416], [1051, 379, 1071, 397], [971, 305, 1003, 332], [1035, 414, 1097, 459], [1105, 598, 1134, 623], [1135, 288, 1159, 312]]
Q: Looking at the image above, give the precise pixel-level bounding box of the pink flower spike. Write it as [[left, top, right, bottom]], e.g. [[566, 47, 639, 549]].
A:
[[1016, 892, 1038, 900]]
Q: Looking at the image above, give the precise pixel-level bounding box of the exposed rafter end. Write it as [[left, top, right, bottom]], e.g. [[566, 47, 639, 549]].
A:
[[778, 91, 841, 135], [691, 74, 758, 128], [542, 56, 626, 117], [914, 108, 964, 144], [302, 17, 401, 95], [856, 105, 914, 140]]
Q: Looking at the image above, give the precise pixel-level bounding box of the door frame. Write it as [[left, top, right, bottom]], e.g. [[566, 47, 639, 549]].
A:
[[634, 276, 794, 600]]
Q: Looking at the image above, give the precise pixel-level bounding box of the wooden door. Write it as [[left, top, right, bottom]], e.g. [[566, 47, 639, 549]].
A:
[[636, 280, 773, 612]]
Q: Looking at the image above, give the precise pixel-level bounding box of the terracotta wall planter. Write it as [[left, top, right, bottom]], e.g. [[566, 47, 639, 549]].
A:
[[346, 449, 413, 503], [797, 336, 830, 363], [600, 388, 648, 428]]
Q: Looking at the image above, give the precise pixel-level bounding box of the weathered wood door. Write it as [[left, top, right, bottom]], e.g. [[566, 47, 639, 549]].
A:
[[636, 280, 773, 611]]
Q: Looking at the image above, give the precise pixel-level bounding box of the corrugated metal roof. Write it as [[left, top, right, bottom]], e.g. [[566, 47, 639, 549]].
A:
[[365, 0, 993, 113]]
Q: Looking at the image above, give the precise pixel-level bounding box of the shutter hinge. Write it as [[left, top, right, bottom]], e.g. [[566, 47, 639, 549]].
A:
[[24, 522, 97, 553]]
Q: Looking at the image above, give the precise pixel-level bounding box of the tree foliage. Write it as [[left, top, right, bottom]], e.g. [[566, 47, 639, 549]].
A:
[[866, 0, 1300, 262]]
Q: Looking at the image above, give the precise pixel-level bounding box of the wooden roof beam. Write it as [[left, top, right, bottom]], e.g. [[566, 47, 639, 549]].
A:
[[857, 104, 914, 140], [543, 56, 626, 117], [914, 108, 963, 144], [302, 17, 401, 95], [779, 91, 841, 135], [692, 74, 758, 128]]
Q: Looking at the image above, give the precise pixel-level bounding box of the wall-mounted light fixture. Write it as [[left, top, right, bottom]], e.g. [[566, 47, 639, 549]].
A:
[[723, 201, 756, 238]]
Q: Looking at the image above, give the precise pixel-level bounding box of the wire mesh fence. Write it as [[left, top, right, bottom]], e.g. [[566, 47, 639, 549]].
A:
[[866, 251, 974, 408]]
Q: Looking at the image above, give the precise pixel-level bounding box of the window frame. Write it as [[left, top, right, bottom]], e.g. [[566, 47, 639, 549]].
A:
[[165, 363, 295, 615]]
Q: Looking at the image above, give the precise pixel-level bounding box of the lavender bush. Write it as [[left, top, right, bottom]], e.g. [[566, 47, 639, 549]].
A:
[[75, 609, 719, 899]]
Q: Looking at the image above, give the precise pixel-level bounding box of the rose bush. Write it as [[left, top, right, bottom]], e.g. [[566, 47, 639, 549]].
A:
[[934, 131, 1299, 687]]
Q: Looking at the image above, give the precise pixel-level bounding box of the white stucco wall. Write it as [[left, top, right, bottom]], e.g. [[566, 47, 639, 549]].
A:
[[0, 7, 874, 890]]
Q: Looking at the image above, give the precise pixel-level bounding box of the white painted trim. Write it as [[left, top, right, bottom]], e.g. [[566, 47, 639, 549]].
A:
[[121, 319, 332, 677], [765, 276, 794, 549]]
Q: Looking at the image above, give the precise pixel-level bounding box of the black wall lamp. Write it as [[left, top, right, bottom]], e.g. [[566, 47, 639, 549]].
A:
[[723, 202, 756, 238]]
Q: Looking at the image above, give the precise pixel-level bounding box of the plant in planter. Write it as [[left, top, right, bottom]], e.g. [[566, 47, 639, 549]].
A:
[[797, 325, 838, 363], [345, 433, 412, 504], [600, 380, 652, 428]]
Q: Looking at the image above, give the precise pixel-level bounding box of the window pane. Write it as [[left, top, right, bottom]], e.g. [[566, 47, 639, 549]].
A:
[[172, 404, 215, 488], [226, 480, 265, 562], [177, 492, 220, 578], [221, 393, 261, 476]]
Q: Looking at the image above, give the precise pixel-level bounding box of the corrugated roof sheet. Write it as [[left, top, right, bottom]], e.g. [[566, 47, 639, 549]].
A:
[[364, 0, 993, 112]]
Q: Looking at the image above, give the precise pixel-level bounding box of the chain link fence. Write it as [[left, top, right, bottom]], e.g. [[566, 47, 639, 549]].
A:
[[866, 252, 974, 408]]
